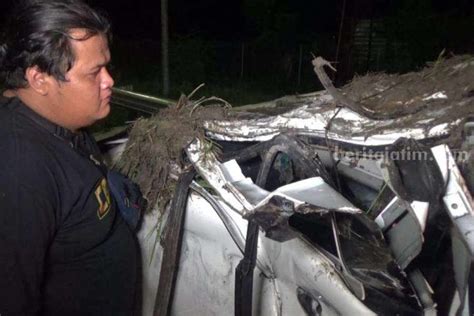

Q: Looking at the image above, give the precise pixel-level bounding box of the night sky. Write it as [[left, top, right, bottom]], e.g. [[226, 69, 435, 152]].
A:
[[81, 1, 472, 43], [72, 0, 335, 40], [0, 1, 382, 40]]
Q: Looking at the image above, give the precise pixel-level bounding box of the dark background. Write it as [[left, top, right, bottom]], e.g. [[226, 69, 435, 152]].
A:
[[1, 0, 473, 105]]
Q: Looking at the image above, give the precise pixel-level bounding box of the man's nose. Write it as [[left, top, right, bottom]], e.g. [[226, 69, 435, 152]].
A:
[[100, 67, 114, 89]]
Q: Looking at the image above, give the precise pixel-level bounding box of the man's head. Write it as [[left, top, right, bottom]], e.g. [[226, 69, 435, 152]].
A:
[[0, 0, 114, 131]]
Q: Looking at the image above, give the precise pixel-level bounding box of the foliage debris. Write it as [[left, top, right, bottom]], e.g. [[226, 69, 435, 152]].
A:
[[116, 93, 229, 212]]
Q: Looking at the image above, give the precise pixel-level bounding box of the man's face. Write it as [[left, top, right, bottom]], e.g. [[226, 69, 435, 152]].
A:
[[49, 29, 114, 131]]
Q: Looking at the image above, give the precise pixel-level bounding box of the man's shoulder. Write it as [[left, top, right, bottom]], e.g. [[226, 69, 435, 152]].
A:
[[0, 97, 24, 132], [0, 97, 48, 139], [0, 94, 10, 105], [0, 106, 56, 167], [0, 123, 61, 197], [0, 95, 15, 124]]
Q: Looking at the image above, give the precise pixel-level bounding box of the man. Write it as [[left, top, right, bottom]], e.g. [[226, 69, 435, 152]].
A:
[[0, 1, 141, 315]]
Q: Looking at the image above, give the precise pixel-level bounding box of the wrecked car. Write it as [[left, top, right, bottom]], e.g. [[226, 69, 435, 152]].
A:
[[100, 55, 474, 315]]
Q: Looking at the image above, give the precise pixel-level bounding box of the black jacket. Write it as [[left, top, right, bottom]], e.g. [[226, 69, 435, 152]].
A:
[[0, 97, 141, 316]]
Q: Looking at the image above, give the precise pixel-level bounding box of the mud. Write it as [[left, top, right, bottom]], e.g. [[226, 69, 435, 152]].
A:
[[341, 55, 474, 146], [343, 55, 474, 114], [116, 97, 229, 211]]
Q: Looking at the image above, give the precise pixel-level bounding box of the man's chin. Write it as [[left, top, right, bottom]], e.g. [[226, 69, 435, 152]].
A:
[[98, 102, 111, 119], [88, 103, 111, 127]]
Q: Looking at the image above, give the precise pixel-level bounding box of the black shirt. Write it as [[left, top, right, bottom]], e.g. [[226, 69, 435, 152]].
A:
[[0, 97, 141, 316]]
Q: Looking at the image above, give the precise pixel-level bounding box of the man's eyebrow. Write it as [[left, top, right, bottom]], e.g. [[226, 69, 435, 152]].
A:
[[90, 60, 111, 71]]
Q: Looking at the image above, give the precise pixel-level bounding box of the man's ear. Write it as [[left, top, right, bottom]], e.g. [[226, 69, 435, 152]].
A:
[[24, 66, 51, 96]]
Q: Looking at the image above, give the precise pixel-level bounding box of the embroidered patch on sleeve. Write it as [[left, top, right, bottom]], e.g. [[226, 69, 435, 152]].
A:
[[95, 178, 111, 219]]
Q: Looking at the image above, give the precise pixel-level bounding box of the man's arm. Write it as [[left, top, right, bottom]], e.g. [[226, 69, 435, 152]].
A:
[[0, 139, 57, 315]]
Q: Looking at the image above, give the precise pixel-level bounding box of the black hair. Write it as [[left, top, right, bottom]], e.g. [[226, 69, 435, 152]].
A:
[[0, 0, 111, 89]]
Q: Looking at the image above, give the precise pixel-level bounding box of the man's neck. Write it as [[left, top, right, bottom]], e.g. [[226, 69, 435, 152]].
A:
[[2, 90, 16, 98]]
